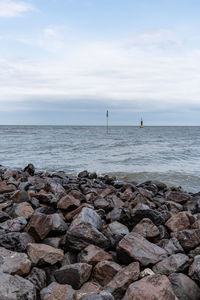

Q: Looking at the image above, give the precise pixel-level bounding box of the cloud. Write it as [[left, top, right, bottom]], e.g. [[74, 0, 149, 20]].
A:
[[0, 0, 34, 17]]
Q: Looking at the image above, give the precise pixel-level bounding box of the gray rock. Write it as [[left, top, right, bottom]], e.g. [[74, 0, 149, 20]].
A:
[[104, 221, 129, 248], [153, 254, 190, 275], [71, 207, 102, 230], [188, 255, 200, 282], [0, 217, 27, 232], [40, 282, 75, 300], [0, 230, 34, 252]]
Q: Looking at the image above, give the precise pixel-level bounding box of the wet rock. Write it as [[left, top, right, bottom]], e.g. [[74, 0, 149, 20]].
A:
[[78, 244, 113, 266], [24, 163, 35, 176], [92, 260, 121, 286], [0, 246, 31, 275], [71, 207, 102, 230], [58, 194, 81, 211], [26, 213, 53, 241], [117, 232, 167, 266], [165, 212, 195, 232], [169, 273, 200, 300], [105, 262, 140, 300], [0, 230, 34, 252], [157, 238, 184, 255], [188, 255, 200, 281], [40, 282, 75, 300], [27, 243, 64, 265], [123, 274, 178, 300], [0, 181, 16, 194], [165, 190, 191, 204], [104, 221, 129, 248], [75, 282, 101, 300], [172, 229, 200, 250], [27, 267, 47, 293], [0, 217, 27, 232], [0, 272, 36, 299], [152, 253, 190, 275], [132, 218, 160, 239], [55, 263, 92, 289], [11, 190, 30, 203], [12, 202, 34, 219]]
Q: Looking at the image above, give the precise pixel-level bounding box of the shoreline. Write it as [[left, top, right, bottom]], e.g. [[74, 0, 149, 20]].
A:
[[0, 164, 200, 299]]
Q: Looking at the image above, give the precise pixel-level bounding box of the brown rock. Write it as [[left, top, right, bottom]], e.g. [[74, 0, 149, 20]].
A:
[[26, 213, 53, 241], [13, 202, 34, 219], [152, 254, 190, 275], [75, 282, 101, 300], [165, 212, 195, 232], [117, 232, 167, 266], [165, 190, 191, 204], [122, 274, 178, 300], [166, 201, 183, 214], [78, 244, 113, 266], [93, 260, 121, 286], [55, 263, 92, 289], [132, 218, 160, 238], [65, 204, 93, 222], [172, 229, 200, 250], [0, 181, 16, 194], [40, 282, 75, 300], [105, 262, 140, 300], [11, 190, 30, 203], [58, 194, 80, 211], [27, 243, 64, 265]]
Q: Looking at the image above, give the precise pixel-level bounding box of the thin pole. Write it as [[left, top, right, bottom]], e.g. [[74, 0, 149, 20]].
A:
[[106, 110, 109, 134]]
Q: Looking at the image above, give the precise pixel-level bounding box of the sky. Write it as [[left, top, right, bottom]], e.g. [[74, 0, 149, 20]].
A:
[[1, 0, 200, 125]]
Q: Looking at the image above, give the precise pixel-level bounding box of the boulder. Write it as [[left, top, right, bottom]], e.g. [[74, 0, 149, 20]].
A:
[[172, 229, 200, 250], [0, 181, 16, 194], [188, 255, 200, 282], [117, 232, 167, 265], [153, 254, 190, 275], [27, 243, 64, 265], [131, 207, 167, 226], [165, 212, 195, 232], [26, 267, 46, 293], [157, 238, 184, 255], [75, 282, 101, 300], [104, 221, 129, 248], [55, 263, 92, 289], [122, 274, 178, 300], [26, 213, 53, 241], [40, 282, 75, 300], [92, 260, 121, 286], [0, 217, 27, 232], [11, 190, 30, 203], [50, 213, 68, 234], [132, 218, 160, 239], [165, 190, 191, 204], [71, 207, 102, 230], [24, 163, 35, 176], [78, 244, 113, 266], [0, 231, 34, 252], [57, 194, 81, 211], [12, 202, 34, 219]]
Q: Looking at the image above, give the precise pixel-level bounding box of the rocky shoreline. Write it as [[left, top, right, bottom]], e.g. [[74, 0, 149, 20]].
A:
[[0, 164, 200, 299]]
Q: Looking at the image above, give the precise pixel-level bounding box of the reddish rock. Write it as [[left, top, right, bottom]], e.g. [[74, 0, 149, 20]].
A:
[[0, 181, 16, 194], [40, 282, 75, 300], [27, 243, 64, 265], [165, 212, 195, 232], [153, 254, 190, 275], [188, 255, 200, 281], [65, 204, 93, 222], [166, 201, 183, 214], [132, 218, 160, 238], [93, 260, 121, 286], [78, 244, 113, 266], [117, 232, 167, 266], [75, 282, 101, 300], [11, 190, 30, 203], [165, 190, 191, 204], [172, 229, 200, 250], [55, 263, 92, 289], [105, 262, 140, 300], [57, 194, 80, 211], [122, 274, 178, 300], [13, 202, 34, 219], [26, 213, 53, 241]]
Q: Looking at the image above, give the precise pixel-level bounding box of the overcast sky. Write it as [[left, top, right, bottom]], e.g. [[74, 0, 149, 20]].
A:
[[1, 0, 200, 125]]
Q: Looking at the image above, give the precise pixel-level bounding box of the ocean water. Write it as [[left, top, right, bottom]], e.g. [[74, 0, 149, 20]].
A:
[[0, 125, 200, 192]]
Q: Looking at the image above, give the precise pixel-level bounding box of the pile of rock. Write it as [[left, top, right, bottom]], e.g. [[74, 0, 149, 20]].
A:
[[0, 164, 200, 299]]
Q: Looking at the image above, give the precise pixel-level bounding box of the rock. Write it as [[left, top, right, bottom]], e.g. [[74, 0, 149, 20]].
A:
[[0, 211, 11, 222], [58, 194, 81, 211], [78, 244, 113, 266], [75, 282, 101, 300], [92, 260, 121, 286], [169, 273, 200, 300], [105, 262, 140, 300], [71, 207, 102, 230], [117, 232, 167, 266], [40, 282, 75, 300], [165, 190, 191, 204], [24, 163, 35, 176], [166, 201, 183, 214], [0, 231, 34, 252], [152, 254, 190, 275], [0, 217, 27, 232], [0, 181, 16, 194], [43, 237, 61, 248], [55, 263, 92, 289], [12, 202, 34, 219], [0, 246, 31, 275], [140, 268, 155, 278], [26, 213, 53, 241], [122, 274, 178, 300], [165, 212, 195, 232], [104, 221, 129, 248], [27, 267, 47, 293], [0, 272, 36, 299], [11, 190, 30, 203], [27, 243, 64, 265], [83, 291, 114, 300], [50, 213, 68, 234], [94, 198, 110, 211], [157, 238, 184, 255], [189, 245, 200, 258], [188, 255, 200, 281], [172, 229, 200, 250], [65, 223, 109, 251], [61, 251, 77, 266], [131, 206, 167, 226], [132, 218, 160, 239]]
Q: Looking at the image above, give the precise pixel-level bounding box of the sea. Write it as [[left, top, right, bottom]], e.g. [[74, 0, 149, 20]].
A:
[[0, 125, 200, 193]]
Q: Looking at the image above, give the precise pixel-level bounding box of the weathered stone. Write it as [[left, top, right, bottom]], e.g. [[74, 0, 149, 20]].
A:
[[78, 244, 113, 266], [27, 267, 47, 292], [131, 206, 166, 226], [166, 190, 191, 204], [165, 212, 195, 232], [117, 232, 167, 266], [11, 190, 30, 203], [65, 204, 93, 222], [94, 198, 110, 211], [189, 245, 200, 258], [0, 181, 16, 194], [24, 163, 35, 176], [0, 272, 36, 299], [50, 213, 68, 234], [104, 221, 129, 248], [123, 274, 178, 300], [55, 263, 92, 289], [157, 238, 184, 255], [27, 243, 64, 265], [75, 282, 101, 300], [26, 213, 53, 241], [58, 194, 81, 211], [167, 201, 183, 214], [40, 282, 75, 300], [169, 273, 200, 300], [71, 207, 102, 230], [65, 223, 109, 251], [0, 246, 31, 275], [0, 217, 27, 232], [153, 254, 190, 275], [188, 255, 200, 282], [0, 231, 34, 252], [12, 202, 34, 219], [105, 262, 140, 300], [172, 229, 200, 250], [132, 218, 159, 239], [93, 260, 121, 286]]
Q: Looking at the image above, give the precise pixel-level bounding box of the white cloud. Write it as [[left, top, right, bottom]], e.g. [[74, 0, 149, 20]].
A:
[[0, 0, 34, 17]]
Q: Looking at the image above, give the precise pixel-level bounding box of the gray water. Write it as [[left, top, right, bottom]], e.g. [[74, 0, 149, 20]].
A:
[[0, 126, 200, 192]]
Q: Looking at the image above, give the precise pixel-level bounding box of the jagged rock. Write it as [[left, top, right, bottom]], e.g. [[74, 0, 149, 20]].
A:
[[0, 272, 36, 299], [27, 243, 64, 265], [26, 213, 53, 241], [132, 218, 160, 239], [71, 207, 102, 230], [172, 229, 200, 250], [131, 206, 167, 226], [78, 244, 113, 266], [12, 202, 34, 219], [0, 217, 27, 232], [117, 232, 167, 265], [165, 190, 191, 204], [169, 273, 200, 300], [105, 262, 140, 300], [0, 246, 31, 275], [27, 267, 46, 293], [50, 213, 68, 234], [157, 238, 184, 255], [0, 230, 34, 252], [0, 211, 11, 222], [24, 163, 35, 176], [43, 237, 61, 248], [103, 221, 129, 248], [61, 251, 77, 266], [92, 260, 121, 286], [123, 274, 178, 300], [58, 194, 81, 211], [188, 255, 200, 281], [11, 190, 30, 203], [55, 263, 92, 289], [40, 282, 75, 300], [152, 254, 190, 275], [75, 282, 101, 300], [165, 212, 195, 232], [188, 245, 200, 258], [0, 181, 16, 194], [166, 201, 183, 214]]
